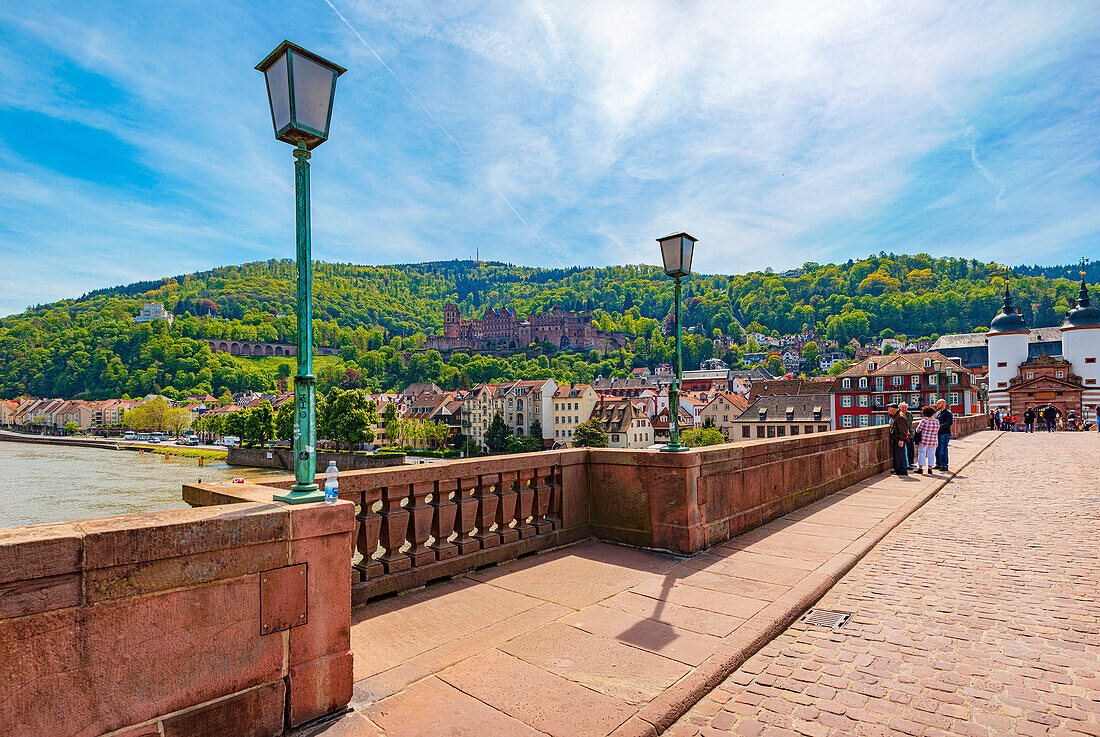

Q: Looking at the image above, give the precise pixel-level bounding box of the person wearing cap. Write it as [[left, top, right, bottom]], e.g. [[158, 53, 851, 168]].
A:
[[888, 403, 909, 476]]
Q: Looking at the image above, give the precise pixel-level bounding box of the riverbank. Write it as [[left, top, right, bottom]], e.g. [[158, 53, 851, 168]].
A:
[[0, 430, 227, 460]]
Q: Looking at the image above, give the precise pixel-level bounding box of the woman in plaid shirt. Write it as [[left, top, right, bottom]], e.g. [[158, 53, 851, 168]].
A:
[[915, 406, 941, 475]]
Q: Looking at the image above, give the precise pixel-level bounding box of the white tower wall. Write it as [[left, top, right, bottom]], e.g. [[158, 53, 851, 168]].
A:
[[1063, 327, 1100, 409], [987, 332, 1029, 411]]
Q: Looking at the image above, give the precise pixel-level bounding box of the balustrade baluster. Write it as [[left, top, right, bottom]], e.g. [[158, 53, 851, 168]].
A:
[[496, 470, 520, 544], [514, 469, 536, 539], [472, 473, 500, 549], [378, 485, 412, 573], [353, 488, 383, 580], [429, 479, 459, 560], [406, 481, 435, 566], [532, 467, 553, 534], [546, 467, 562, 530], [453, 476, 479, 554]]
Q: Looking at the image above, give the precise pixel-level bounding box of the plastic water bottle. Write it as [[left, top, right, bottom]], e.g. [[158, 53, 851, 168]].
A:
[[324, 461, 339, 504]]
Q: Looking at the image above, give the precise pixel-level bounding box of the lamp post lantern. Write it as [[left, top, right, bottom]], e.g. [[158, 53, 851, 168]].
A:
[[657, 232, 696, 452], [257, 41, 346, 503]]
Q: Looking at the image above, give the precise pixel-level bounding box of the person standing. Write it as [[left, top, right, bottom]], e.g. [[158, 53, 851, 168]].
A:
[[915, 406, 940, 474], [889, 403, 909, 476], [1095, 404, 1100, 433], [934, 398, 953, 471], [993, 408, 1002, 430], [900, 402, 917, 470], [1043, 404, 1057, 432], [1023, 406, 1035, 433]]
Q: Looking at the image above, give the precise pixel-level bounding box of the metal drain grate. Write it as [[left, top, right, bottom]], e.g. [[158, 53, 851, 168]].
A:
[[801, 609, 852, 629]]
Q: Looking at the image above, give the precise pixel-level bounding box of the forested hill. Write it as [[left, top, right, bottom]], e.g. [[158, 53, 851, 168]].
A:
[[0, 256, 1087, 401]]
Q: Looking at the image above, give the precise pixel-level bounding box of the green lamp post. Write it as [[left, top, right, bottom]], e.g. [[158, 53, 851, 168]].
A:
[[257, 41, 346, 503], [658, 232, 696, 452]]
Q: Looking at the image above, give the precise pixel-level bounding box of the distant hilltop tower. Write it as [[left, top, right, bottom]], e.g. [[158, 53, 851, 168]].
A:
[[1061, 272, 1100, 410], [987, 285, 1028, 411]]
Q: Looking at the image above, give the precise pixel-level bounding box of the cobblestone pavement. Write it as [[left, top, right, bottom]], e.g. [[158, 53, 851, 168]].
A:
[[668, 432, 1100, 737]]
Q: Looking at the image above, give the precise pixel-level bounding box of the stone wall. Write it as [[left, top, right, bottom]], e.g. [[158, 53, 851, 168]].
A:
[[952, 412, 988, 438], [228, 445, 406, 471], [0, 501, 355, 737], [587, 426, 891, 554]]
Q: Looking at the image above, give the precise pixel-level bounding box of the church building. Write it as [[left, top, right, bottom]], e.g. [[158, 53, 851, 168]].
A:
[[987, 278, 1100, 417]]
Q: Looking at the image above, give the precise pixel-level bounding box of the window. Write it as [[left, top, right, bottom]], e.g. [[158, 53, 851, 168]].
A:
[[767, 426, 776, 438], [1087, 379, 1096, 385], [858, 415, 870, 427], [612, 434, 619, 442], [742, 427, 751, 438], [777, 427, 785, 436], [841, 396, 853, 407], [819, 425, 828, 432], [892, 394, 904, 405], [924, 359, 931, 368], [997, 362, 1007, 367], [859, 395, 869, 407], [841, 416, 854, 428], [949, 393, 960, 406], [910, 394, 920, 406], [873, 395, 885, 408], [998, 382, 1007, 388], [791, 426, 799, 435], [757, 427, 766, 438], [911, 376, 920, 388], [875, 377, 885, 391], [929, 374, 938, 385], [842, 378, 851, 389], [805, 425, 814, 434], [1087, 358, 1097, 364], [892, 376, 902, 386], [858, 377, 868, 388], [1056, 371, 1064, 378], [1026, 372, 1034, 379]]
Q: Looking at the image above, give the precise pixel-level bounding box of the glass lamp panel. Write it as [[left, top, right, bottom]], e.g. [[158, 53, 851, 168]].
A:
[[682, 237, 694, 274], [660, 239, 680, 275], [291, 52, 335, 135], [264, 53, 291, 133]]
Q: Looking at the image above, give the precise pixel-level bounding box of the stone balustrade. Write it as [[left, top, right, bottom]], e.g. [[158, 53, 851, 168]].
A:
[[186, 450, 592, 606], [185, 419, 988, 602]]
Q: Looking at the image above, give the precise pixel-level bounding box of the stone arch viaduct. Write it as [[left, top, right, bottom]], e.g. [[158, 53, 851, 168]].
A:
[[204, 340, 339, 357]]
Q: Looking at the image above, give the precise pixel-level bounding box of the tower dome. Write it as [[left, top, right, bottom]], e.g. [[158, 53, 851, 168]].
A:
[[1062, 276, 1100, 329], [989, 285, 1027, 334]]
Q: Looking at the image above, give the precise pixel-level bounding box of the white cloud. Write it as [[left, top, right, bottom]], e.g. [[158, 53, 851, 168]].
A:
[[0, 0, 1098, 315]]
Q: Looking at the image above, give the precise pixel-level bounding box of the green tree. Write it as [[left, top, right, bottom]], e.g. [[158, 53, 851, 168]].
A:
[[240, 402, 275, 447], [801, 341, 820, 368], [64, 421, 79, 434], [319, 387, 376, 448], [485, 412, 511, 452], [572, 418, 608, 448], [275, 401, 294, 441], [681, 427, 727, 447]]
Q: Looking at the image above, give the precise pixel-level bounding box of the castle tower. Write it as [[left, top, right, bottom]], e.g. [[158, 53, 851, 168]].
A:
[[1061, 275, 1100, 411], [987, 285, 1029, 411], [443, 303, 461, 338]]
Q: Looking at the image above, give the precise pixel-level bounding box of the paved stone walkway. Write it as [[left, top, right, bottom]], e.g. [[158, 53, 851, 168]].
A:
[[295, 433, 999, 737], [668, 431, 1100, 737]]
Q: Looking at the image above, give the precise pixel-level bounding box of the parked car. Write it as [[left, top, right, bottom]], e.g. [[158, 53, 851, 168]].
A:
[[220, 436, 241, 448], [176, 435, 199, 446]]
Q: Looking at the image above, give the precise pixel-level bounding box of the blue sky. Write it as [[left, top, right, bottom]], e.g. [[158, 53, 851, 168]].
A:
[[2, 1, 1099, 316]]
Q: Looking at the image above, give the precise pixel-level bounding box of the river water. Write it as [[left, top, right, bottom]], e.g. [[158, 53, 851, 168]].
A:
[[0, 440, 282, 528]]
